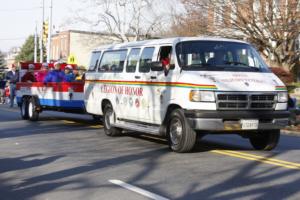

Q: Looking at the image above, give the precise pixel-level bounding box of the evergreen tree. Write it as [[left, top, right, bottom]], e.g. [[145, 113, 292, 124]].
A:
[[0, 50, 5, 69], [0, 50, 6, 80], [15, 35, 44, 62]]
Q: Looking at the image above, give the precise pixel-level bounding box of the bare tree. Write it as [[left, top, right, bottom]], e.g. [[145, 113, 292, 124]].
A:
[[176, 0, 300, 77], [170, 0, 209, 36], [74, 0, 170, 42]]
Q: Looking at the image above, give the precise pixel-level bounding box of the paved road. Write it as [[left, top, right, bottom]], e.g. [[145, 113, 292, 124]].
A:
[[0, 104, 300, 200]]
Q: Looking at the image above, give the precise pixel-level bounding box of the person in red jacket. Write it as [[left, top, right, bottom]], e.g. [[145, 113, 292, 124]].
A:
[[21, 64, 36, 82]]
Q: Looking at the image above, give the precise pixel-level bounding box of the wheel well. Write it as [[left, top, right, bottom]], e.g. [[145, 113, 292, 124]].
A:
[[158, 104, 182, 137], [101, 99, 111, 112], [163, 104, 181, 124], [22, 95, 40, 106]]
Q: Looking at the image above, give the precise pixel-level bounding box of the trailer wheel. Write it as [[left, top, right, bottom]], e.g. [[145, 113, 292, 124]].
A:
[[103, 104, 122, 136], [28, 98, 39, 121], [167, 109, 196, 153], [20, 98, 29, 120], [249, 130, 280, 150]]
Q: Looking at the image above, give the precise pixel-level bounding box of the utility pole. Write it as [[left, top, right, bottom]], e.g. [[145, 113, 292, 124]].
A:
[[47, 0, 53, 63], [39, 0, 44, 63], [34, 23, 37, 62]]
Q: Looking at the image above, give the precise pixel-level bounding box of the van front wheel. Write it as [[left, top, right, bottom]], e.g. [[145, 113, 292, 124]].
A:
[[249, 130, 280, 150], [167, 109, 196, 153], [103, 104, 122, 136]]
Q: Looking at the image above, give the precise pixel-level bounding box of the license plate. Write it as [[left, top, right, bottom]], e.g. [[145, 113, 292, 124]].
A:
[[240, 119, 259, 130]]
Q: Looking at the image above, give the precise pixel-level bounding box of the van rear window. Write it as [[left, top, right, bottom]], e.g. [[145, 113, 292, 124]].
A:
[[88, 51, 101, 71]]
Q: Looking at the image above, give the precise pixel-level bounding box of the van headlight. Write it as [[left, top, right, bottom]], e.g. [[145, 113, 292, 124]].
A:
[[277, 92, 288, 103], [189, 90, 215, 102]]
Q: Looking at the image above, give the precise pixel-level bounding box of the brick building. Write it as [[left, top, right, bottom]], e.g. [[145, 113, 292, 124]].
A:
[[51, 30, 127, 67]]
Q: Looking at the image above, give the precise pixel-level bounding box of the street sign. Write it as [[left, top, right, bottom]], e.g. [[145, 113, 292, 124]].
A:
[[67, 54, 77, 64]]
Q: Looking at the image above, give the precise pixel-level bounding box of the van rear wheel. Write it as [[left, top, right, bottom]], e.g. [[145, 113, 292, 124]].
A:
[[103, 104, 122, 136], [167, 109, 196, 153], [249, 130, 280, 150]]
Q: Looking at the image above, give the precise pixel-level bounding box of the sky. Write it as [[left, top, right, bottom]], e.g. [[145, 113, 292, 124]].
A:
[[0, 0, 75, 52], [0, 0, 183, 53]]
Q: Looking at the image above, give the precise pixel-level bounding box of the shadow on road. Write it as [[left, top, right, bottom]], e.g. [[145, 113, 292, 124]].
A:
[[0, 154, 64, 174], [0, 115, 101, 139]]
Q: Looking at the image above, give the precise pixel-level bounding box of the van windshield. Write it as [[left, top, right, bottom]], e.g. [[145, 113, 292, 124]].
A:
[[176, 41, 270, 72]]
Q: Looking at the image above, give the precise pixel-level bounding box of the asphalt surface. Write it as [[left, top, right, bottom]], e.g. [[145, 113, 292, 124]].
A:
[[0, 104, 300, 200]]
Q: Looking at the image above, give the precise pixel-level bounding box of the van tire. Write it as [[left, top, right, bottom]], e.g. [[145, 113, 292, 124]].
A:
[[167, 109, 196, 153], [249, 130, 280, 150], [28, 98, 39, 121], [20, 98, 29, 120], [103, 104, 122, 136]]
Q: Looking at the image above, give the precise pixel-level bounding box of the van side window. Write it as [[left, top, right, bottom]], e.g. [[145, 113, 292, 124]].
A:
[[139, 47, 155, 73], [126, 48, 140, 73], [99, 50, 127, 72], [88, 51, 101, 71]]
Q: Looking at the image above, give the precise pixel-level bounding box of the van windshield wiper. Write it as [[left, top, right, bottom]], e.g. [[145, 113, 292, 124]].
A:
[[181, 64, 210, 70], [224, 61, 260, 71], [224, 61, 248, 66]]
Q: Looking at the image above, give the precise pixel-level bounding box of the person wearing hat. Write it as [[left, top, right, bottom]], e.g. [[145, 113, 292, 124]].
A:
[[44, 62, 66, 83], [21, 64, 36, 83], [5, 64, 20, 107], [64, 65, 75, 82], [35, 63, 49, 82]]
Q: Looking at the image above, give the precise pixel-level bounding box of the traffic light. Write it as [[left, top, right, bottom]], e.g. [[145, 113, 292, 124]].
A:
[[43, 21, 48, 44]]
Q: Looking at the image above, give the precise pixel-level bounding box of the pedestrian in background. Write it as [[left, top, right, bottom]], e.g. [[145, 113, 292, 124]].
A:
[[0, 77, 6, 104], [44, 62, 65, 83], [5, 64, 19, 107]]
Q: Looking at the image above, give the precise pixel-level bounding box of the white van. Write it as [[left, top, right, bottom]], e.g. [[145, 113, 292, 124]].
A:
[[84, 37, 289, 152]]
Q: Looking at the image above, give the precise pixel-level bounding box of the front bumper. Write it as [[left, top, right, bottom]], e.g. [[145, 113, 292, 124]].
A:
[[185, 110, 290, 131]]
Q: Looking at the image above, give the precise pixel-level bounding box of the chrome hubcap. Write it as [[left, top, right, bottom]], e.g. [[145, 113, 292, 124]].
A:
[[170, 118, 183, 145]]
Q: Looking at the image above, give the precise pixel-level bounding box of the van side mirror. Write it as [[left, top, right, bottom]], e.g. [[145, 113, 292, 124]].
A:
[[150, 61, 163, 71]]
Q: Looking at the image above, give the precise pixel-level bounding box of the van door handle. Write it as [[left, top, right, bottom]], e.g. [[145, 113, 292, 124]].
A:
[[135, 76, 141, 79], [150, 76, 157, 79]]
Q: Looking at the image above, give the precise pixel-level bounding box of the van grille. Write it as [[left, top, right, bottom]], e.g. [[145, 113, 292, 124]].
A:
[[217, 93, 276, 110]]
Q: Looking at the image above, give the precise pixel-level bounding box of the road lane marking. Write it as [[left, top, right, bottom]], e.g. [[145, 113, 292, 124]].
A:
[[89, 125, 103, 128], [61, 120, 102, 128], [109, 179, 169, 200], [211, 150, 300, 170], [62, 120, 77, 124], [223, 150, 300, 167]]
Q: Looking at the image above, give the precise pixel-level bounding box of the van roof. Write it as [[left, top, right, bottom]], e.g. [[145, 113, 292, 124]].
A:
[[92, 37, 249, 52]]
